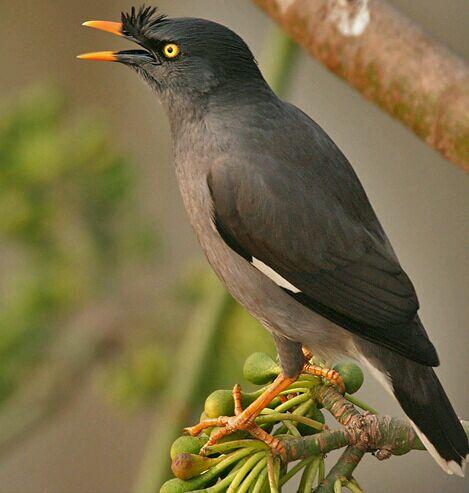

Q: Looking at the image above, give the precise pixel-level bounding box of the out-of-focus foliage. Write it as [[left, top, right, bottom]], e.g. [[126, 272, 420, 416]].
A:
[[101, 342, 169, 409], [205, 305, 275, 392], [0, 86, 158, 406]]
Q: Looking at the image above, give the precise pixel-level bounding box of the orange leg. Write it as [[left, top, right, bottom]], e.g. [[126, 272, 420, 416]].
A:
[[302, 363, 345, 393], [302, 347, 344, 392], [185, 373, 297, 457]]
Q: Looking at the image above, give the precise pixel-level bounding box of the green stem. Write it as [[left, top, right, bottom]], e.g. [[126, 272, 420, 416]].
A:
[[190, 457, 250, 493], [292, 399, 314, 416], [189, 473, 237, 493], [252, 470, 268, 493], [227, 451, 267, 493], [283, 420, 301, 437], [203, 439, 269, 455], [238, 456, 269, 493], [279, 457, 314, 486], [278, 387, 311, 396], [267, 455, 281, 493], [333, 479, 343, 493], [318, 460, 325, 484], [344, 394, 378, 415], [256, 412, 324, 430], [274, 393, 311, 412], [302, 458, 321, 493], [189, 448, 258, 490], [346, 478, 364, 493]]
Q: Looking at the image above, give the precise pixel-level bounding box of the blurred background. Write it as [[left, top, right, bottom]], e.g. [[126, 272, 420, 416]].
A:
[[0, 1, 467, 492]]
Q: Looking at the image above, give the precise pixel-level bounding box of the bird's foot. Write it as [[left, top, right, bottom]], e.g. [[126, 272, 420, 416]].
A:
[[301, 353, 345, 393], [185, 374, 297, 459], [201, 384, 286, 458]]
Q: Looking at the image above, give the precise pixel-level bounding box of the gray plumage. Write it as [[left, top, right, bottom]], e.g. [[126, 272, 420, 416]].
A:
[[82, 6, 467, 476]]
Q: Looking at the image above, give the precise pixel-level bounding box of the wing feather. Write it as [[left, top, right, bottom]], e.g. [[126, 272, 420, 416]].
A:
[[206, 102, 438, 366]]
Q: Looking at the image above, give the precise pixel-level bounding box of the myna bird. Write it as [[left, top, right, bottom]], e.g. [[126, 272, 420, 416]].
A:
[[79, 6, 467, 475]]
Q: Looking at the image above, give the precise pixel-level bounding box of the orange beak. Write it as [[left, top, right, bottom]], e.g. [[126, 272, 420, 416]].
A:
[[77, 20, 123, 62], [77, 51, 118, 62], [82, 20, 123, 36]]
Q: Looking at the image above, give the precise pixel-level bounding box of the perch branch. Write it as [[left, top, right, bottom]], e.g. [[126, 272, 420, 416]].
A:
[[280, 384, 445, 492], [283, 385, 427, 462], [252, 0, 469, 170]]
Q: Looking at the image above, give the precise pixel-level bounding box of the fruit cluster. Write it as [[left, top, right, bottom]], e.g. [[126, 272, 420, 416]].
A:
[[161, 353, 365, 493]]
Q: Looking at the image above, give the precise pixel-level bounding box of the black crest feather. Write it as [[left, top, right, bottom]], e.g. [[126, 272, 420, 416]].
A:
[[121, 5, 167, 38]]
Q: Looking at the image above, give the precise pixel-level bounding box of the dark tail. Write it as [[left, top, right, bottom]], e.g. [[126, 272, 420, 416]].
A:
[[360, 347, 468, 476]]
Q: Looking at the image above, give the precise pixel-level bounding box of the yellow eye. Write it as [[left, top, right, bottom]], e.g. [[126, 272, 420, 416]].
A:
[[163, 43, 180, 59]]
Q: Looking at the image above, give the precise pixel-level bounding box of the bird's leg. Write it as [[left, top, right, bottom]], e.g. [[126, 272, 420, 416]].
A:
[[301, 349, 345, 393], [185, 373, 297, 458], [302, 363, 345, 393]]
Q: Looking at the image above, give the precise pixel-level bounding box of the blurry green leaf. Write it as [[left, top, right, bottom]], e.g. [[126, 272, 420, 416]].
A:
[[100, 342, 168, 409], [0, 84, 160, 405]]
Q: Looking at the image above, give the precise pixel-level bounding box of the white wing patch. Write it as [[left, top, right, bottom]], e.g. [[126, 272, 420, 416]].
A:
[[252, 257, 301, 293]]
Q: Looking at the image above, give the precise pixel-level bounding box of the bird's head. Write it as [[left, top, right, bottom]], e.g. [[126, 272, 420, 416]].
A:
[[78, 6, 266, 106]]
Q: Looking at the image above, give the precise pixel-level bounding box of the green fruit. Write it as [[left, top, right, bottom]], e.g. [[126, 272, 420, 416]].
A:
[[170, 436, 207, 460], [204, 388, 273, 419], [333, 362, 364, 394], [171, 453, 222, 480], [243, 352, 280, 385], [297, 406, 325, 436], [159, 478, 192, 493], [204, 390, 234, 418]]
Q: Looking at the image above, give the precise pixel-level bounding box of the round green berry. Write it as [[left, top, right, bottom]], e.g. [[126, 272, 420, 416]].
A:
[[333, 362, 364, 394]]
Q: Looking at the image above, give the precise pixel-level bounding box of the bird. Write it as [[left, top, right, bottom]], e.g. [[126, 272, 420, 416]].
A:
[[78, 5, 467, 476]]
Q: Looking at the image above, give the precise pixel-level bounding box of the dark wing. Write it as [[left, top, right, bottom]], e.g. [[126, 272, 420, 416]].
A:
[[208, 103, 438, 366]]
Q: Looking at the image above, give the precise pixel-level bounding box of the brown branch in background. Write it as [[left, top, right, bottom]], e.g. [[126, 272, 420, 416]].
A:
[[252, 0, 469, 170]]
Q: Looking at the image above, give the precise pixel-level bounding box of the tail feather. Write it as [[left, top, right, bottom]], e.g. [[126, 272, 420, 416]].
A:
[[360, 350, 468, 476]]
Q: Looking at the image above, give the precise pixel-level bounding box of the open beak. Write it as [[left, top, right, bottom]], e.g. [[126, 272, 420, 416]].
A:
[[77, 51, 118, 62], [77, 20, 123, 62], [82, 21, 123, 36]]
